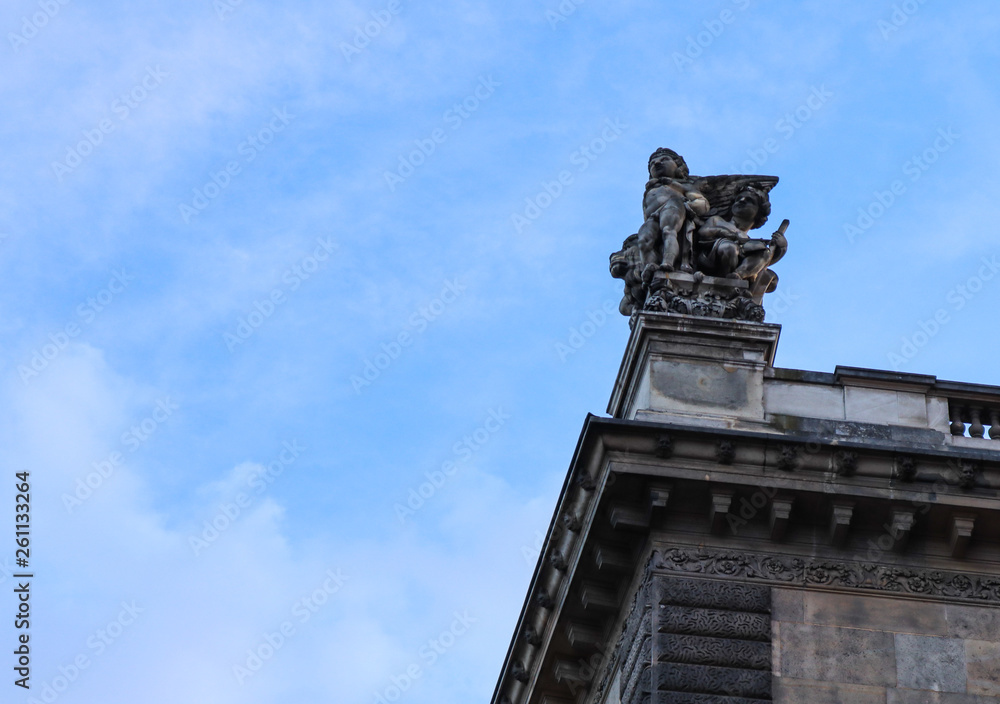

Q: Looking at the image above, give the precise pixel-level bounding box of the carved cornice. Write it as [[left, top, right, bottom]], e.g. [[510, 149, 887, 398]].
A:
[[652, 546, 1000, 605]]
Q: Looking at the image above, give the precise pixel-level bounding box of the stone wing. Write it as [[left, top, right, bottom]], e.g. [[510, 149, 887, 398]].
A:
[[696, 174, 779, 219]]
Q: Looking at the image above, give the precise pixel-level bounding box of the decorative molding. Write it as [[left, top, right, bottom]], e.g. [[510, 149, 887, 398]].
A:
[[959, 459, 979, 491], [715, 439, 736, 465], [655, 633, 771, 670], [710, 490, 734, 535], [769, 497, 793, 543], [776, 445, 798, 472], [834, 450, 858, 477], [895, 455, 918, 482], [652, 546, 1000, 604], [890, 509, 916, 553], [829, 502, 854, 547], [653, 576, 770, 614], [561, 512, 582, 533], [656, 606, 770, 642], [523, 625, 542, 647], [656, 434, 673, 459], [950, 515, 976, 560], [652, 662, 772, 700]]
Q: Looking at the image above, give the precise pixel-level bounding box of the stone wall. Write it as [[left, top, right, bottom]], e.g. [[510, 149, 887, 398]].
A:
[[772, 588, 1000, 702]]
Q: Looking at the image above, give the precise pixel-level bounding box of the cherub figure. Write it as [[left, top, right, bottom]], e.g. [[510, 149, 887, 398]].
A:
[[694, 183, 788, 301], [609, 233, 646, 315], [637, 149, 710, 282]]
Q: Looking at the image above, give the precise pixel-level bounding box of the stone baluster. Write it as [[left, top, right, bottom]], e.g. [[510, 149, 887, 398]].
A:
[[991, 409, 1000, 440], [969, 407, 986, 438], [949, 404, 966, 436]]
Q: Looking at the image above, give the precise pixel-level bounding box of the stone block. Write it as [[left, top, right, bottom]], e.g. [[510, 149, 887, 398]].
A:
[[802, 591, 948, 636], [966, 640, 1000, 697], [771, 588, 803, 623], [946, 604, 1000, 640], [779, 623, 895, 686], [895, 633, 966, 693], [763, 381, 845, 421], [887, 691, 997, 704], [845, 387, 901, 424], [772, 677, 886, 704], [649, 359, 763, 420]]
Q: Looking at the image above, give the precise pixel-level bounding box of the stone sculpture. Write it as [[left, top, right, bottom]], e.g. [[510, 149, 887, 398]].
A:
[[611, 149, 789, 322]]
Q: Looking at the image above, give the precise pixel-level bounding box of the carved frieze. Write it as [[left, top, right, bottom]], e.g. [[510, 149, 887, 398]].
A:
[[652, 546, 1000, 604]]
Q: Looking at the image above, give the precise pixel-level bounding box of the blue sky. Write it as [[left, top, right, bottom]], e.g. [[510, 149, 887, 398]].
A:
[[1, 0, 999, 702]]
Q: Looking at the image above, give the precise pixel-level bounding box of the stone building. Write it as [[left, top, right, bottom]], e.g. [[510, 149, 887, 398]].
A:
[[489, 152, 1000, 703]]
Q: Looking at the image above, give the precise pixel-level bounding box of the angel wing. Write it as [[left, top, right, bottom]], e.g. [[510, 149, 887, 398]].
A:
[[694, 174, 779, 220]]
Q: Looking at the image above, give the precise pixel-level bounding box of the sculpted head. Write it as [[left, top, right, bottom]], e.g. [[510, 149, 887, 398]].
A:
[[730, 185, 771, 229], [648, 148, 689, 179]]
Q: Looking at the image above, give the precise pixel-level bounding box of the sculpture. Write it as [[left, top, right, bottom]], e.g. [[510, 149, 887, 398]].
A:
[[611, 149, 790, 322]]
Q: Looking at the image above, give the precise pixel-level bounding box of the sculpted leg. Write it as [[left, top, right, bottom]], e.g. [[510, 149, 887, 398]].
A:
[[658, 201, 685, 272], [717, 241, 740, 276], [637, 219, 660, 283], [734, 251, 771, 281]]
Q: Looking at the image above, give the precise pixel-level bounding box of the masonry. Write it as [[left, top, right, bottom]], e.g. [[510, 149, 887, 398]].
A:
[[490, 312, 1000, 704]]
